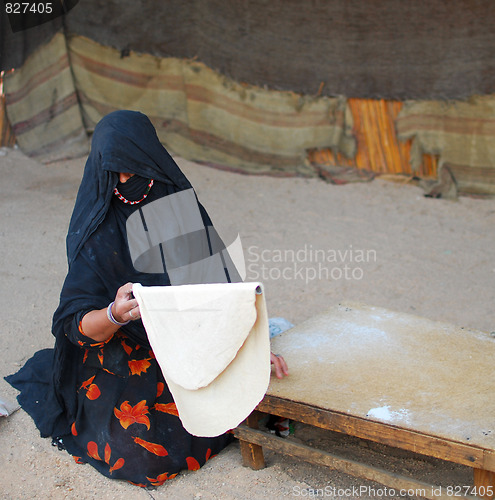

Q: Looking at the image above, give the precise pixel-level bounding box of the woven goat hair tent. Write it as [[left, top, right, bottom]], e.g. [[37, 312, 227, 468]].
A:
[[2, 0, 495, 194], [2, 33, 355, 174]]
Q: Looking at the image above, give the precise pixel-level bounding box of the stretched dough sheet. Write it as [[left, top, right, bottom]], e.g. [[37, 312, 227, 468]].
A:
[[133, 282, 270, 437]]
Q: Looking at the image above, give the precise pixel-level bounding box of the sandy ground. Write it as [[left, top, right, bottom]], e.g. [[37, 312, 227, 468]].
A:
[[1, 147, 494, 499]]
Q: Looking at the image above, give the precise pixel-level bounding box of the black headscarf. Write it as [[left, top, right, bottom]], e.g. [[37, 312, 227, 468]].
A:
[[66, 109, 192, 265]]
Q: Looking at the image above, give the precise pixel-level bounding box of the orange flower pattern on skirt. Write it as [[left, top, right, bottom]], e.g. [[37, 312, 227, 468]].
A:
[[128, 358, 151, 376], [114, 400, 151, 430], [121, 339, 133, 356], [62, 323, 232, 487], [80, 375, 101, 400], [154, 402, 179, 416], [156, 382, 164, 398], [87, 441, 125, 474], [85, 383, 101, 400], [146, 472, 178, 487], [133, 436, 168, 456], [187, 449, 213, 471], [186, 456, 201, 471]]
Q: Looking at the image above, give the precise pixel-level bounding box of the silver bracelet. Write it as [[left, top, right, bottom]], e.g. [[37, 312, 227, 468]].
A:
[[107, 301, 130, 326]]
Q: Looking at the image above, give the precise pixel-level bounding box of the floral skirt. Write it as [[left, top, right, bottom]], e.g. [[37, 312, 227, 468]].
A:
[[61, 330, 233, 487]]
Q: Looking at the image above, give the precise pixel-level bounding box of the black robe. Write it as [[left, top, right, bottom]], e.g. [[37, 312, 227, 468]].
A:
[[6, 110, 233, 486]]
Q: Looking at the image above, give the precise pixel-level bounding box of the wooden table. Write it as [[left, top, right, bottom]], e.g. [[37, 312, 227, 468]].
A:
[[234, 304, 495, 499]]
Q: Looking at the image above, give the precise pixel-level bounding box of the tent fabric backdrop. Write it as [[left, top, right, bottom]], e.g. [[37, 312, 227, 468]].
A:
[[397, 97, 495, 196], [3, 23, 495, 192], [3, 33, 88, 162], [4, 32, 356, 174]]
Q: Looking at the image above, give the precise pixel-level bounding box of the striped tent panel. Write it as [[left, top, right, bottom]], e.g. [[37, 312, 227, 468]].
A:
[[182, 62, 355, 174], [68, 35, 355, 176], [3, 33, 88, 162], [0, 73, 16, 148], [68, 36, 188, 130], [397, 96, 495, 195]]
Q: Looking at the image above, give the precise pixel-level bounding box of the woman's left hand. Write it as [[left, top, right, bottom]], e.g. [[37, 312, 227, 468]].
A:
[[270, 352, 289, 379]]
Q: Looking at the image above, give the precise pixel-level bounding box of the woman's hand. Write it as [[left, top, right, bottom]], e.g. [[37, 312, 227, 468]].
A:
[[270, 352, 289, 379], [81, 283, 140, 342], [111, 282, 141, 323]]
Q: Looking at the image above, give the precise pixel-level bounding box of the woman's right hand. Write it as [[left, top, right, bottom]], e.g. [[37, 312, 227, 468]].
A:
[[81, 283, 141, 342], [111, 282, 141, 323]]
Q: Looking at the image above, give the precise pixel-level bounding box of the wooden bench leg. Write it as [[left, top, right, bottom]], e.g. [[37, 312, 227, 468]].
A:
[[238, 411, 265, 470], [474, 469, 495, 499]]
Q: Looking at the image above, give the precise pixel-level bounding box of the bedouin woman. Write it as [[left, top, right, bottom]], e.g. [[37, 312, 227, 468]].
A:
[[7, 110, 288, 487]]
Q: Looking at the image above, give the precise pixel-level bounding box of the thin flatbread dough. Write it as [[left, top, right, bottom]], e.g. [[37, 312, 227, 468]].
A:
[[133, 282, 270, 437]]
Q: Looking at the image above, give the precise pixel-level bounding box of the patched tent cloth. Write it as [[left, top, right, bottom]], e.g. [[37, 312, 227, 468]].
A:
[[397, 97, 495, 196]]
